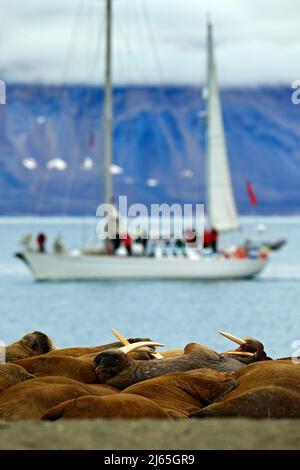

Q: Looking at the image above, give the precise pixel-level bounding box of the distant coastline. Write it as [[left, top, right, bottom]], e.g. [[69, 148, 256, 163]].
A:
[[0, 84, 298, 215]]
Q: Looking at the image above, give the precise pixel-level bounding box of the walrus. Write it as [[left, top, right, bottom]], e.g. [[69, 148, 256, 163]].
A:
[[0, 364, 34, 393], [93, 341, 250, 390], [42, 394, 170, 421], [6, 331, 56, 362], [219, 331, 272, 364], [122, 369, 238, 418], [0, 376, 118, 421], [191, 360, 300, 419]]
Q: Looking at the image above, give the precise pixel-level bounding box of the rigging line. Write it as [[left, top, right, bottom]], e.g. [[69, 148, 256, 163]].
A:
[[144, 0, 202, 203], [118, 0, 139, 87], [114, 4, 130, 85], [61, 0, 85, 86], [111, 8, 152, 199], [65, 1, 104, 223], [70, 2, 105, 219], [32, 88, 59, 215], [72, 0, 100, 133], [34, 0, 84, 216], [77, 0, 103, 129], [113, 15, 150, 84], [60, 0, 100, 216], [138, 0, 177, 117], [82, 0, 103, 84], [80, 2, 146, 211], [112, 9, 137, 205], [34, 124, 59, 215], [139, 0, 186, 202], [137, 2, 168, 100], [140, 0, 165, 85], [86, 2, 105, 220], [84, 0, 95, 79], [90, 5, 104, 83]]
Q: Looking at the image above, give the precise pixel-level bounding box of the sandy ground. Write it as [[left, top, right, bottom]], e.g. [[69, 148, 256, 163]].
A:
[[0, 419, 300, 450]]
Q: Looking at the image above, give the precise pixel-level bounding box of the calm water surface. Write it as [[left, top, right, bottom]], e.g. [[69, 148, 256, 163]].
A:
[[0, 216, 299, 358]]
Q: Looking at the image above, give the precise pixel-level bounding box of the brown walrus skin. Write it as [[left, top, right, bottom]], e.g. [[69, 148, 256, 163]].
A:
[[42, 394, 170, 421], [122, 368, 238, 418], [14, 355, 98, 384], [0, 376, 118, 421], [191, 361, 300, 419], [0, 364, 34, 393]]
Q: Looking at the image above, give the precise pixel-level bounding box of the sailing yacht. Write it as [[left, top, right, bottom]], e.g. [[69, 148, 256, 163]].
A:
[[15, 6, 268, 281]]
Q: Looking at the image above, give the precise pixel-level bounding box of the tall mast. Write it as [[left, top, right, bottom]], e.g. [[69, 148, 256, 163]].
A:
[[103, 0, 113, 204]]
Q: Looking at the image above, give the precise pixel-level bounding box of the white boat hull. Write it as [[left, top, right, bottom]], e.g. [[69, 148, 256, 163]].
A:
[[16, 252, 267, 281]]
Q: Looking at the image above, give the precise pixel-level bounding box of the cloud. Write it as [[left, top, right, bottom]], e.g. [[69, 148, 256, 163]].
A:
[[1, 0, 299, 85]]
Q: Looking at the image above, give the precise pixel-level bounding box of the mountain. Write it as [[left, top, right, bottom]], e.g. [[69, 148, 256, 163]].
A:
[[0, 84, 299, 215]]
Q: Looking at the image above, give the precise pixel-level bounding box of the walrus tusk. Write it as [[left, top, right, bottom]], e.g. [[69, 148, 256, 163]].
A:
[[219, 331, 246, 346], [111, 328, 130, 346], [111, 328, 164, 359], [120, 341, 165, 355], [223, 351, 255, 358]]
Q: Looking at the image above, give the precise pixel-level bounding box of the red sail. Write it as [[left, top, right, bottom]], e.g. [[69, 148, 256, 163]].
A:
[[246, 181, 258, 206]]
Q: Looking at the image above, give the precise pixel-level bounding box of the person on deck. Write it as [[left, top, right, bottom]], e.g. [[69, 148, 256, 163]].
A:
[[123, 233, 133, 256], [141, 236, 148, 254], [112, 234, 121, 254], [203, 229, 212, 249], [136, 234, 148, 254], [36, 233, 47, 253], [185, 230, 197, 245], [53, 235, 65, 254], [106, 197, 121, 255], [210, 228, 219, 253]]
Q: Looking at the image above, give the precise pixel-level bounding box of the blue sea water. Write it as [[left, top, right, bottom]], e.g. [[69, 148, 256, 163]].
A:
[[0, 216, 299, 359]]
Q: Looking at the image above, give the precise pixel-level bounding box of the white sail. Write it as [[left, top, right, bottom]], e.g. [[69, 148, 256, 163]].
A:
[[206, 22, 240, 231]]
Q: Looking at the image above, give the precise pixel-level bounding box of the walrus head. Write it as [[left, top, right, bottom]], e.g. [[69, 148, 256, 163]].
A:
[[6, 331, 56, 362], [94, 349, 129, 383], [220, 331, 271, 364], [93, 341, 164, 384]]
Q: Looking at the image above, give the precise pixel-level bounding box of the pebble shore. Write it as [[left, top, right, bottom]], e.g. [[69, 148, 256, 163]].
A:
[[0, 419, 299, 450]]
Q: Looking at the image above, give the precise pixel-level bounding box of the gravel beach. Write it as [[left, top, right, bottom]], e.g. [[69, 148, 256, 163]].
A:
[[0, 419, 300, 450]]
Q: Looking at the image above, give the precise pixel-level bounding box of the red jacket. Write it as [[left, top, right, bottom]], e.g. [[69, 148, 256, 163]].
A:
[[204, 230, 211, 245], [123, 234, 132, 247], [210, 229, 218, 242]]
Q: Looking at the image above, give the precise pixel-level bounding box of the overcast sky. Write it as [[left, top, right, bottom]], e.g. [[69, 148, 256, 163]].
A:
[[1, 0, 299, 85]]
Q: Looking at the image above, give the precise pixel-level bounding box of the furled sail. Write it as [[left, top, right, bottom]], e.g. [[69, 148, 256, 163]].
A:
[[205, 21, 240, 232]]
